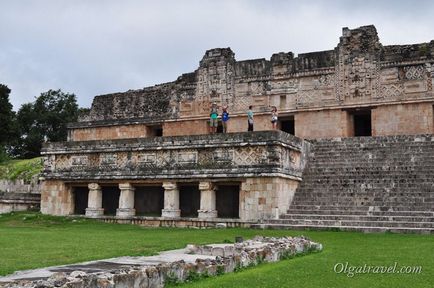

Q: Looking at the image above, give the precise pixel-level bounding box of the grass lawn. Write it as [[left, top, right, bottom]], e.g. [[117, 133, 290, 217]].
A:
[[0, 212, 432, 288]]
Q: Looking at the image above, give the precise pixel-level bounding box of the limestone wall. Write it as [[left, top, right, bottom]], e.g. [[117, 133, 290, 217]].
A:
[[40, 180, 73, 216], [41, 131, 308, 181], [0, 179, 40, 194], [372, 102, 434, 136], [0, 179, 41, 214], [240, 177, 299, 221], [70, 123, 151, 141], [294, 109, 353, 139], [0, 192, 40, 214], [65, 25, 434, 141]]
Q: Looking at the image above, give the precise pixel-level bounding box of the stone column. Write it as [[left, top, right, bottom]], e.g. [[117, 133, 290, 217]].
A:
[[161, 182, 181, 218], [85, 183, 104, 217], [198, 181, 218, 219], [116, 183, 136, 218]]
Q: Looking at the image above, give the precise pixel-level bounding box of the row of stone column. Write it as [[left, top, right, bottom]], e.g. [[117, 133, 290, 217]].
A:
[[85, 181, 218, 219]]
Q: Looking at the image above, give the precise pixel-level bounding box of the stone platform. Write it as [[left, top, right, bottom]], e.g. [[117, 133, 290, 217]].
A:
[[0, 236, 322, 288]]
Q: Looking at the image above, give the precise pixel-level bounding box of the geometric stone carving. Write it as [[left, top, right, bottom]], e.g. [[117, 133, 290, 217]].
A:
[[137, 153, 156, 164], [71, 155, 88, 166], [100, 153, 117, 167], [177, 151, 198, 164], [404, 65, 425, 80], [234, 146, 267, 165], [213, 148, 234, 162], [381, 84, 404, 99]]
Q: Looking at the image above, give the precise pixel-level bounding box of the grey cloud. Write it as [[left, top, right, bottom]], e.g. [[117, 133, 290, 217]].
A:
[[1, 0, 433, 110]]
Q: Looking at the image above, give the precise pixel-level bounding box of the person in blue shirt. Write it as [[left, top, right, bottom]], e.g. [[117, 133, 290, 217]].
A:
[[221, 106, 230, 133]]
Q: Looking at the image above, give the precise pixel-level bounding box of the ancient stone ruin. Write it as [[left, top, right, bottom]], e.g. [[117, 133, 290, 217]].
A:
[[40, 25, 434, 233], [0, 236, 323, 288]]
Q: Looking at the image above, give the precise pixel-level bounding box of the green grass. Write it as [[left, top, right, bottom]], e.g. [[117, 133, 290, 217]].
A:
[[0, 212, 433, 288], [0, 157, 42, 182]]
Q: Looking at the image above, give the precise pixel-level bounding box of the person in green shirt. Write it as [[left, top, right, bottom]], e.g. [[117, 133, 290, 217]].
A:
[[209, 102, 219, 134], [247, 105, 254, 131]]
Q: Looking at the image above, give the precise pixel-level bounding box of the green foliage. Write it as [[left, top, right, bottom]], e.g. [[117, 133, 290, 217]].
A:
[[216, 265, 225, 276], [0, 84, 18, 155], [165, 272, 181, 286], [418, 43, 429, 57], [185, 270, 202, 282], [14, 89, 79, 158], [0, 147, 10, 163], [0, 157, 42, 181]]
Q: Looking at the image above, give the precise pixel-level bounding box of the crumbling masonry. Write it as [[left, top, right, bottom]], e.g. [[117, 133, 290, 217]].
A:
[[40, 25, 434, 232]]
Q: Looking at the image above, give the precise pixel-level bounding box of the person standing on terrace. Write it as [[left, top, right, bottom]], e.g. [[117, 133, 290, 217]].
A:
[[271, 106, 278, 130], [209, 102, 219, 134], [221, 105, 230, 133], [247, 105, 254, 132]]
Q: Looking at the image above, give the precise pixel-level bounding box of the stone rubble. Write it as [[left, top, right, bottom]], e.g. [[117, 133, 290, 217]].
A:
[[0, 236, 322, 288]]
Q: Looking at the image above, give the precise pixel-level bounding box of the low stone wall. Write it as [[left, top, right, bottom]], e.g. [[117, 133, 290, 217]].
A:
[[0, 179, 40, 194], [0, 192, 40, 214], [0, 177, 41, 214], [1, 236, 323, 288], [98, 216, 254, 228]]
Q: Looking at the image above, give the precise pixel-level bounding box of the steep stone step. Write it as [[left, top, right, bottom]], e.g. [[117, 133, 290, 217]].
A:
[[285, 209, 434, 217], [264, 219, 434, 229], [251, 223, 434, 234], [280, 213, 434, 222], [285, 135, 434, 233]]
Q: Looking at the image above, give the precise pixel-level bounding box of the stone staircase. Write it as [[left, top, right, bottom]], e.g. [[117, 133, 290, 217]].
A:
[[255, 135, 434, 233]]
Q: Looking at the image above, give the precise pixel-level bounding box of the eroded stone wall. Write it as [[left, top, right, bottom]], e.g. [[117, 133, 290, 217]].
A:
[[372, 102, 434, 136], [240, 177, 299, 221], [66, 25, 434, 141], [40, 180, 73, 216]]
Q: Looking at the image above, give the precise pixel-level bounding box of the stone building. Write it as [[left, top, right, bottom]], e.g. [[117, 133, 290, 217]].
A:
[[40, 25, 434, 231]]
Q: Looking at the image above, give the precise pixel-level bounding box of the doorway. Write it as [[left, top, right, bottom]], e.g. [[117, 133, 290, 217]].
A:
[[280, 116, 295, 135], [179, 184, 200, 217], [352, 110, 372, 136], [102, 186, 120, 215], [134, 185, 164, 216], [72, 186, 88, 215], [216, 184, 240, 218]]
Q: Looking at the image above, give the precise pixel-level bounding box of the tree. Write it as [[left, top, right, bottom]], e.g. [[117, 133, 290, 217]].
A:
[[15, 89, 79, 158], [0, 84, 18, 161], [0, 84, 16, 145]]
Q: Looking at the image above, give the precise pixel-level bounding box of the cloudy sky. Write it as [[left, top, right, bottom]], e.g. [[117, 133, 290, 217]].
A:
[[1, 0, 433, 110]]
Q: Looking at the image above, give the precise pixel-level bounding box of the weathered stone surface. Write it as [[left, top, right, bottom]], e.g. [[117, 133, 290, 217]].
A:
[[41, 131, 308, 181], [64, 25, 433, 141], [0, 236, 322, 288], [257, 134, 434, 233], [0, 192, 40, 214]]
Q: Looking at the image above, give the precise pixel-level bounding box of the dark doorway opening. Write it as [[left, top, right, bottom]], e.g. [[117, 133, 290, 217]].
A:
[[353, 110, 372, 136], [280, 116, 295, 135], [102, 186, 120, 215], [216, 184, 240, 218], [179, 184, 200, 217], [149, 125, 163, 137], [216, 120, 224, 133], [134, 186, 164, 216], [73, 186, 88, 215]]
